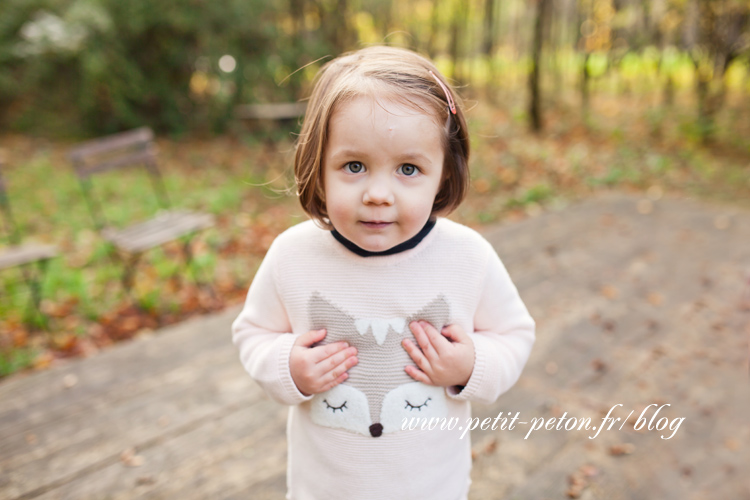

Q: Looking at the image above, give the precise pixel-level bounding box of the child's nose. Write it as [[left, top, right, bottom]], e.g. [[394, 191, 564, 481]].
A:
[[363, 177, 394, 205]]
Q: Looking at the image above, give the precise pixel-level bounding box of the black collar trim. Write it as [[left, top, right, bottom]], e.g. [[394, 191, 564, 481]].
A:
[[331, 218, 437, 257]]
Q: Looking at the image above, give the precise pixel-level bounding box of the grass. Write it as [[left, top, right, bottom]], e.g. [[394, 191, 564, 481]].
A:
[[1, 84, 749, 377]]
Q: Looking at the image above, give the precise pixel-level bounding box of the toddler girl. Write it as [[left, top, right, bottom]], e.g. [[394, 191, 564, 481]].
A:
[[232, 46, 535, 500]]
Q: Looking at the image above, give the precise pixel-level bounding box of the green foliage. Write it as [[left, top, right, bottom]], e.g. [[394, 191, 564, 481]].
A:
[[0, 0, 325, 136], [508, 184, 553, 208], [0, 346, 38, 377]]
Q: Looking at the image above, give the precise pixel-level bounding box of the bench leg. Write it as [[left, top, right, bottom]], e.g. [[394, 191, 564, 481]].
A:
[[181, 236, 216, 301], [19, 259, 52, 330]]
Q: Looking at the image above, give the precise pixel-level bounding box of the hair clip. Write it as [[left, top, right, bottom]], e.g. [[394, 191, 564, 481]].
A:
[[429, 70, 457, 115]]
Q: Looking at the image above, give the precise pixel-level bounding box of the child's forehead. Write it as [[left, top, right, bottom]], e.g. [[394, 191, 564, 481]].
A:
[[330, 91, 445, 129]]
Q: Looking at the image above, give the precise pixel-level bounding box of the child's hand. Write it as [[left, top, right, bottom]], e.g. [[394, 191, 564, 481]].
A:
[[402, 321, 474, 388], [290, 329, 359, 396]]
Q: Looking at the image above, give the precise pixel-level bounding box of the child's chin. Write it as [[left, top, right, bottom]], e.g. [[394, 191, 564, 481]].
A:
[[357, 237, 398, 252]]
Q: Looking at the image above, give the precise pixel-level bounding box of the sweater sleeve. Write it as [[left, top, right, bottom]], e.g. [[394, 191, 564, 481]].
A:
[[447, 241, 536, 404], [231, 241, 312, 406]]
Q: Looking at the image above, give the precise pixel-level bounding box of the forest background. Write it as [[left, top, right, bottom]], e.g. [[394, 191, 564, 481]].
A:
[[0, 0, 748, 376]]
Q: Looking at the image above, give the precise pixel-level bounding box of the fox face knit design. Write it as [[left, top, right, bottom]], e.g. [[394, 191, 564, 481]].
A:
[[308, 292, 450, 437]]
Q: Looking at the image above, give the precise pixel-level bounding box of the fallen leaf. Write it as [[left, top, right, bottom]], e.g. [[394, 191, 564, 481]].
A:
[[713, 214, 730, 230], [566, 470, 588, 498], [121, 448, 145, 467], [647, 185, 663, 200], [637, 199, 653, 214], [609, 443, 635, 455], [484, 438, 498, 455], [601, 285, 619, 300], [33, 352, 54, 370], [580, 464, 599, 477], [647, 292, 663, 306], [474, 178, 490, 194], [136, 475, 155, 486], [63, 374, 78, 388], [724, 438, 740, 451], [590, 358, 607, 372]]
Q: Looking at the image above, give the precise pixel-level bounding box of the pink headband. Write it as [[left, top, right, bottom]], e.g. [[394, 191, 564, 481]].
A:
[[429, 71, 457, 115]]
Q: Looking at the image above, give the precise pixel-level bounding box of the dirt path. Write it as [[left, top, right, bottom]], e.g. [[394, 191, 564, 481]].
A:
[[1, 192, 747, 499]]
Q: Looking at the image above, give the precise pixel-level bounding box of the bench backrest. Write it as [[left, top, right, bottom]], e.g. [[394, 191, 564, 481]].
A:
[[68, 127, 170, 230]]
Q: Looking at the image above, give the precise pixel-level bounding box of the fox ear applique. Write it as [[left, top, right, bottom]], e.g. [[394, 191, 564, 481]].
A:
[[306, 292, 452, 437], [308, 292, 356, 345], [407, 295, 450, 334], [308, 292, 451, 347]]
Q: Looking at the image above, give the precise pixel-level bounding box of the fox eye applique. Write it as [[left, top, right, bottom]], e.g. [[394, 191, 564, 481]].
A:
[[379, 383, 447, 433], [310, 384, 372, 435], [312, 382, 448, 437], [405, 397, 432, 411], [324, 400, 348, 413]]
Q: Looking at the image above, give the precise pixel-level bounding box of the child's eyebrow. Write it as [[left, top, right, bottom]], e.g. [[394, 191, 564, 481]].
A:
[[328, 149, 434, 167], [328, 148, 367, 160], [396, 153, 433, 166]]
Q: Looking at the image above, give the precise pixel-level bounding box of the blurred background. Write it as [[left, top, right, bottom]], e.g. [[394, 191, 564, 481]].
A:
[[0, 0, 748, 376]]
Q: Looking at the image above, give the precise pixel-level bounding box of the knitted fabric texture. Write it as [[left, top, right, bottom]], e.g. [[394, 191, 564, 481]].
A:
[[309, 293, 450, 436], [231, 217, 536, 500]]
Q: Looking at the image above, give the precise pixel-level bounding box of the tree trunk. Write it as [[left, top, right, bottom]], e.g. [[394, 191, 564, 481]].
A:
[[689, 0, 748, 143], [577, 0, 592, 116], [427, 0, 441, 58], [449, 3, 462, 81], [334, 0, 352, 52], [529, 0, 550, 132], [581, 52, 591, 113], [482, 0, 497, 56]]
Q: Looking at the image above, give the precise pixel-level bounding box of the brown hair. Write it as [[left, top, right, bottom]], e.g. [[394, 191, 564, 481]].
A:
[[294, 46, 470, 228]]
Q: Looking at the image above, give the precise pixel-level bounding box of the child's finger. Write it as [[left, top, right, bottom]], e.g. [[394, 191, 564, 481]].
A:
[[319, 346, 358, 374], [309, 340, 351, 364], [405, 365, 432, 385], [409, 321, 438, 359], [419, 320, 449, 356], [320, 355, 358, 388], [319, 371, 349, 393], [441, 324, 468, 343], [295, 328, 328, 348], [402, 338, 432, 374]]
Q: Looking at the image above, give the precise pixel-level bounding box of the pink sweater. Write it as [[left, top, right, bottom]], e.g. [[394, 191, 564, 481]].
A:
[[232, 217, 535, 500]]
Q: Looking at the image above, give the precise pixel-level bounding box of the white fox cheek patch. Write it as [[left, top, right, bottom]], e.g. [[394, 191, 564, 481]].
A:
[[308, 293, 451, 437], [310, 383, 372, 435]]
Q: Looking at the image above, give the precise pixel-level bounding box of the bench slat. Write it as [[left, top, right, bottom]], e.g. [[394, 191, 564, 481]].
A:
[[235, 103, 307, 120], [72, 147, 158, 177], [0, 244, 58, 270], [101, 211, 215, 254], [67, 128, 154, 162]]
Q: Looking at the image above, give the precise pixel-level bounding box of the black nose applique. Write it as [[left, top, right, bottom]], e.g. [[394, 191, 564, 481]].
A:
[[369, 423, 383, 437]]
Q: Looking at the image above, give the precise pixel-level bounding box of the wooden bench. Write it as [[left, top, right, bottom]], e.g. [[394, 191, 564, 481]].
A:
[[0, 154, 59, 327], [234, 102, 307, 121], [68, 128, 215, 295]]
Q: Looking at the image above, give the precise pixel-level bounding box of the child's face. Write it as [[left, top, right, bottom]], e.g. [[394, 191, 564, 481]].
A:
[[323, 95, 444, 252]]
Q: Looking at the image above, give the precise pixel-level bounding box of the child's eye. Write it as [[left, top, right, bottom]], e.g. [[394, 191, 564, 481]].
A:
[[398, 164, 419, 176], [405, 397, 431, 411], [344, 162, 365, 173], [324, 399, 348, 413]]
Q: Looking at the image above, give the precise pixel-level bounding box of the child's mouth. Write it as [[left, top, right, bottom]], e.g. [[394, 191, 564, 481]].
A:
[[360, 221, 392, 229]]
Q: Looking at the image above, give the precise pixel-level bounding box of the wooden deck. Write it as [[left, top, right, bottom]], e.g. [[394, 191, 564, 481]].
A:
[[1, 193, 748, 499]]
